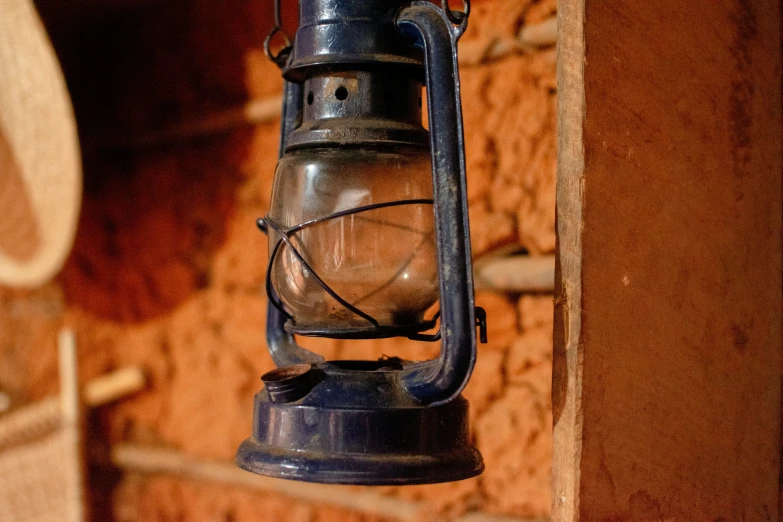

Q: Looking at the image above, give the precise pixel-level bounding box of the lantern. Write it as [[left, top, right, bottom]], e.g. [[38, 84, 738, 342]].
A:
[[236, 0, 487, 485]]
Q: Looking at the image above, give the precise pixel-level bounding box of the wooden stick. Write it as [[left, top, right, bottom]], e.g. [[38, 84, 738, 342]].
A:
[[58, 329, 79, 429], [0, 366, 146, 451], [0, 393, 61, 451], [112, 444, 540, 522], [455, 16, 557, 66], [474, 255, 555, 293], [83, 367, 146, 407], [455, 513, 546, 522], [58, 328, 86, 522], [112, 445, 431, 522], [518, 17, 557, 48]]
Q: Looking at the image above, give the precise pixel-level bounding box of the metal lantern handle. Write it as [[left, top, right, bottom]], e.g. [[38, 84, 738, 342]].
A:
[[395, 1, 477, 405]]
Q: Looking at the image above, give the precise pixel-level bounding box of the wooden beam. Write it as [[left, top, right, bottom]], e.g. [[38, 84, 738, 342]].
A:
[[111, 445, 544, 522], [473, 255, 555, 293], [553, 1, 782, 520]]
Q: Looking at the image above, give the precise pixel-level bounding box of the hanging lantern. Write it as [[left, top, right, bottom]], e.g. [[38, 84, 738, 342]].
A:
[[236, 0, 487, 485]]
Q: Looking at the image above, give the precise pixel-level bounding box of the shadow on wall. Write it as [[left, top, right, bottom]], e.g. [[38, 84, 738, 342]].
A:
[[39, 1, 276, 323], [59, 139, 249, 323]]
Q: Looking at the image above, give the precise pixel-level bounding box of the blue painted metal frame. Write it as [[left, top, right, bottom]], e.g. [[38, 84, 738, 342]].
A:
[[396, 1, 476, 405]]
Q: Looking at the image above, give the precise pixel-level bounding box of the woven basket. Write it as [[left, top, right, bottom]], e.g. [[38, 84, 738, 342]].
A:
[[0, 0, 82, 287], [0, 330, 85, 522]]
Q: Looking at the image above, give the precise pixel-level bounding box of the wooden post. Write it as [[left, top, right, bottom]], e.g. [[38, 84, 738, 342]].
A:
[[553, 1, 783, 520]]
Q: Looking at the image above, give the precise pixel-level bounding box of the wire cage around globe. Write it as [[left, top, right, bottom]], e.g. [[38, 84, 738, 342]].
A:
[[262, 146, 444, 340]]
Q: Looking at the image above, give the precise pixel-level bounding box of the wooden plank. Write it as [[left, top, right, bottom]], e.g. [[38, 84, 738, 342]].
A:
[[551, 0, 585, 516], [553, 1, 783, 520]]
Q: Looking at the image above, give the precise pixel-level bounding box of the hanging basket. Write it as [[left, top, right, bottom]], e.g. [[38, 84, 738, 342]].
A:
[[0, 0, 81, 288]]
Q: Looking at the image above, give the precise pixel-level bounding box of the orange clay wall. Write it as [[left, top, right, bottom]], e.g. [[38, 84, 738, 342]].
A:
[[0, 0, 556, 519]]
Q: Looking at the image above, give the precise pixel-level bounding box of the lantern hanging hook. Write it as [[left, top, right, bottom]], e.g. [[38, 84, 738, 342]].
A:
[[440, 0, 470, 39], [264, 0, 294, 67]]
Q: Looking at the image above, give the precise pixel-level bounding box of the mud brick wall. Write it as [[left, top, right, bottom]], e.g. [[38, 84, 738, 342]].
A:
[[0, 0, 556, 519]]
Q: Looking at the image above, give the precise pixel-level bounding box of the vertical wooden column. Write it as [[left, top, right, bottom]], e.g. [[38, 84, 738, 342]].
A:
[[553, 1, 783, 520]]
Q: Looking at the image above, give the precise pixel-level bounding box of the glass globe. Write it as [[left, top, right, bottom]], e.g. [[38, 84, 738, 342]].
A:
[[268, 145, 438, 335]]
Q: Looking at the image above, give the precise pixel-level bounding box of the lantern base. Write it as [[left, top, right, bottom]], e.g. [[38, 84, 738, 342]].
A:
[[236, 361, 484, 485], [236, 438, 482, 485]]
